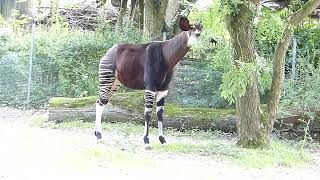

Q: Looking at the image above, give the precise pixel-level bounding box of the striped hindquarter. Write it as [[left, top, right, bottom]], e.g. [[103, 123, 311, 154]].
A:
[[95, 58, 120, 140]]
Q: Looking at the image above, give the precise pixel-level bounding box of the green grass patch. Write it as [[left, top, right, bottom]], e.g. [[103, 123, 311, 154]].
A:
[[153, 140, 313, 168], [238, 141, 313, 168], [29, 115, 313, 168], [85, 146, 154, 167]]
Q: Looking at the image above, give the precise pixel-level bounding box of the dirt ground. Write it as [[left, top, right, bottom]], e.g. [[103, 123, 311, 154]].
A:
[[0, 107, 320, 180]]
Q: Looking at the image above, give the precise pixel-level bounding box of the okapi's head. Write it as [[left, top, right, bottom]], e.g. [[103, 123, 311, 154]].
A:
[[179, 17, 203, 47]]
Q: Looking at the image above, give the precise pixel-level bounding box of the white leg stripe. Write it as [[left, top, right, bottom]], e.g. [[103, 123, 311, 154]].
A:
[[95, 103, 105, 132], [156, 90, 168, 102], [158, 121, 164, 136], [144, 107, 153, 115], [145, 90, 156, 96], [156, 106, 164, 113]]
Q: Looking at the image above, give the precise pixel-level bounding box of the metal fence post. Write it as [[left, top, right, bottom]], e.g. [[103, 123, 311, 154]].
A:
[[27, 20, 36, 106], [291, 37, 297, 80]]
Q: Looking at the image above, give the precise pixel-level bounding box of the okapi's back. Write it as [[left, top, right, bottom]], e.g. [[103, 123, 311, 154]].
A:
[[109, 43, 151, 89]]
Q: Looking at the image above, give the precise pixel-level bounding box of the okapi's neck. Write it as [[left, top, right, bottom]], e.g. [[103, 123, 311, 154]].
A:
[[163, 31, 191, 69]]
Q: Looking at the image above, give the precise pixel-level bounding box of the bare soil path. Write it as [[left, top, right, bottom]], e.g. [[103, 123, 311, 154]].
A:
[[0, 107, 320, 180]]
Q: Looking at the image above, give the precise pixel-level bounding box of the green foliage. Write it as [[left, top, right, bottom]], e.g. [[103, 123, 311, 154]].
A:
[[256, 7, 285, 59], [220, 62, 255, 103], [294, 23, 320, 68], [0, 20, 143, 107], [282, 61, 320, 109], [168, 66, 231, 108], [220, 0, 243, 15], [152, 0, 162, 8], [189, 1, 227, 67]]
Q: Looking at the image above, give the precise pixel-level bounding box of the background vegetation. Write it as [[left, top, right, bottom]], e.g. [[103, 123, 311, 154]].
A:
[[0, 0, 319, 147]]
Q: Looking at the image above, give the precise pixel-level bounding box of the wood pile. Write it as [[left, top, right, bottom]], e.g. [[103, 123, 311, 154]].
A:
[[36, 2, 119, 30]]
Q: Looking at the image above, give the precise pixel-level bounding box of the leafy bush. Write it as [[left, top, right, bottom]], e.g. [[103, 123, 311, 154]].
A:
[[0, 20, 143, 107], [282, 56, 320, 109]]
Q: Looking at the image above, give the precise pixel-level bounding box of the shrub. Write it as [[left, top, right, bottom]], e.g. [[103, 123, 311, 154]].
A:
[[0, 21, 143, 107]]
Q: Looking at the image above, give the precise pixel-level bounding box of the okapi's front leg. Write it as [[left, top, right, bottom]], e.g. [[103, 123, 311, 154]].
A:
[[143, 90, 156, 148], [156, 90, 168, 144]]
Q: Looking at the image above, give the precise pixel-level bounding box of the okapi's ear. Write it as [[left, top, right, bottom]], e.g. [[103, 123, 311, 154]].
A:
[[179, 17, 191, 31]]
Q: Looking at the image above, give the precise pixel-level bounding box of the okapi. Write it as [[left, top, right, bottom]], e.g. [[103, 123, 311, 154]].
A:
[[95, 17, 203, 148]]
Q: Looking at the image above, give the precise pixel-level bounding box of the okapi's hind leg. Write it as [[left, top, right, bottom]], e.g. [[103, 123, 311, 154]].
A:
[[156, 90, 168, 144], [95, 62, 120, 141]]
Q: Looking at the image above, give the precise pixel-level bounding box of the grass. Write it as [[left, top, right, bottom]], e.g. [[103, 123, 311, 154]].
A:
[[29, 115, 314, 169], [152, 141, 313, 168], [84, 146, 155, 168]]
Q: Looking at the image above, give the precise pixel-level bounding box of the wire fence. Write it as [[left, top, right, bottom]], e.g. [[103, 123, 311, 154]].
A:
[[0, 20, 228, 109]]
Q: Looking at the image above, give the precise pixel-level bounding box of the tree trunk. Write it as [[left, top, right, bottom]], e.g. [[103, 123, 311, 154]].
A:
[[165, 0, 179, 30], [50, 0, 58, 18], [0, 0, 16, 19], [143, 0, 168, 40], [138, 0, 144, 29], [126, 0, 137, 28], [225, 1, 269, 148], [267, 0, 320, 134], [115, 0, 128, 32], [129, 0, 137, 21]]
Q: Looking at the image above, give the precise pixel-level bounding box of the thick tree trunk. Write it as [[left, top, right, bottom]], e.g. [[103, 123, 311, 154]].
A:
[[143, 0, 168, 40], [129, 0, 137, 21], [267, 0, 320, 134], [0, 0, 16, 19], [115, 0, 128, 32], [126, 0, 137, 28], [50, 0, 58, 18], [138, 0, 144, 29], [165, 0, 179, 29], [225, 1, 269, 148]]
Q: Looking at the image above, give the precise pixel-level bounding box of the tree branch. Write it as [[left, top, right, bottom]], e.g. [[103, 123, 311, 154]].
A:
[[267, 0, 320, 132], [288, 0, 320, 26]]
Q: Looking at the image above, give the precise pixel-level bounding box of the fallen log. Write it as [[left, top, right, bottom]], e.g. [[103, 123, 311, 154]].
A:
[[48, 104, 238, 133], [47, 94, 320, 137]]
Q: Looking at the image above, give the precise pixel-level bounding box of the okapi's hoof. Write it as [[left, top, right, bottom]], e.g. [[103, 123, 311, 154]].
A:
[[144, 144, 152, 150], [159, 136, 166, 144], [94, 131, 102, 140], [143, 136, 152, 150]]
